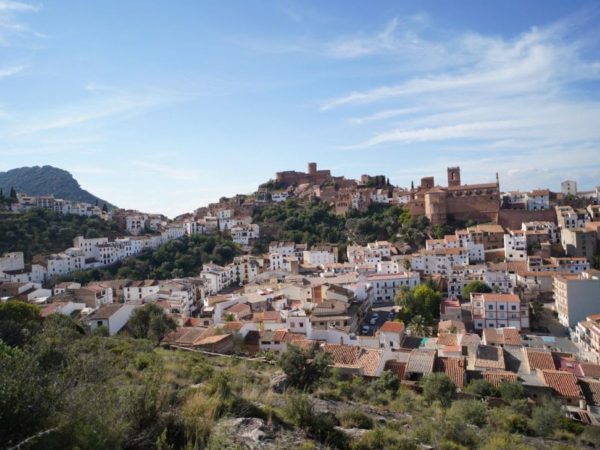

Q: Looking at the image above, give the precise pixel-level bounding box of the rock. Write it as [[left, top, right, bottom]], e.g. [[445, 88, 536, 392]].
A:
[[269, 371, 289, 393], [336, 426, 369, 439], [216, 417, 269, 449]]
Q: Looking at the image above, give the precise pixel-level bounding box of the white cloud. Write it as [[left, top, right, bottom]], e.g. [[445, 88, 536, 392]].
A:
[[130, 160, 197, 181], [8, 86, 180, 136], [317, 10, 600, 180], [0, 64, 23, 78]]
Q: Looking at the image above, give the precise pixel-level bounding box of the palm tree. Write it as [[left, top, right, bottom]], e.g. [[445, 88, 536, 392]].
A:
[[408, 315, 429, 337]]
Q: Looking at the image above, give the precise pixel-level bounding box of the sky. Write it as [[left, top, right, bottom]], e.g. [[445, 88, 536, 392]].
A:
[[1, 0, 599, 217]]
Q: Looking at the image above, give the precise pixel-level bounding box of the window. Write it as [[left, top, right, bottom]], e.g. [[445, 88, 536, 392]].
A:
[[499, 305, 505, 310], [511, 305, 517, 311]]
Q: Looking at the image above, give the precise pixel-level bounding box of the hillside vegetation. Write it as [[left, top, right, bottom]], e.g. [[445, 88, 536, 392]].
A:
[[1, 300, 598, 450], [60, 234, 242, 284], [0, 165, 114, 207], [0, 209, 121, 262]]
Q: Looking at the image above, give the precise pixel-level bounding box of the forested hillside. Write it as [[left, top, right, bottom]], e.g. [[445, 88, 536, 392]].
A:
[[0, 209, 122, 262], [59, 234, 242, 284]]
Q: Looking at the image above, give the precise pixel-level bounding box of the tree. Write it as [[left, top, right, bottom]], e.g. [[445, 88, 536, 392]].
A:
[[395, 284, 441, 324], [279, 344, 331, 390], [128, 303, 177, 344], [0, 300, 42, 347], [407, 315, 429, 337], [102, 202, 108, 213], [420, 373, 456, 407], [10, 186, 17, 200], [461, 281, 492, 301]]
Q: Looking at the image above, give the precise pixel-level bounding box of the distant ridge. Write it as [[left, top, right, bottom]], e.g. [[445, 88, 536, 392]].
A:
[[0, 165, 116, 208]]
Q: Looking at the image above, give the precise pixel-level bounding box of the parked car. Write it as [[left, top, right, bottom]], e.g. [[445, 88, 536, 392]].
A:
[[370, 318, 378, 326], [361, 325, 370, 334]]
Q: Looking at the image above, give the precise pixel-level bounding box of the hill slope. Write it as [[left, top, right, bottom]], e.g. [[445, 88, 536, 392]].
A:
[[0, 165, 115, 207]]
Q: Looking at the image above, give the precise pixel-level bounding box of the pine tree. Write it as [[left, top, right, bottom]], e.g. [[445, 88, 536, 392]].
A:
[[102, 203, 108, 213], [9, 186, 17, 199], [411, 180, 414, 191]]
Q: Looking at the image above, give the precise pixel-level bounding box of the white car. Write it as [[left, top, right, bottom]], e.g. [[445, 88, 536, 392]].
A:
[[361, 325, 370, 334], [370, 318, 377, 326]]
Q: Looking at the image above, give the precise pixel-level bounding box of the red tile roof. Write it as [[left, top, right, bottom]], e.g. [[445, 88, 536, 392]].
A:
[[384, 360, 406, 379], [525, 348, 556, 372], [541, 370, 583, 399], [379, 321, 405, 333], [321, 344, 383, 377], [439, 319, 466, 334], [483, 371, 518, 387], [580, 363, 600, 379], [436, 357, 465, 388], [437, 333, 459, 347], [483, 328, 521, 346]]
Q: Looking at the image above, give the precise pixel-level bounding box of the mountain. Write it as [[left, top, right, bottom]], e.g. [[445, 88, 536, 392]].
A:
[[0, 165, 115, 208]]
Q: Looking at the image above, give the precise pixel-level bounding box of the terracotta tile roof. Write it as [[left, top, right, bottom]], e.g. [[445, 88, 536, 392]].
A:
[[321, 344, 383, 377], [262, 310, 282, 322], [226, 303, 250, 314], [439, 320, 466, 334], [222, 321, 243, 331], [483, 328, 521, 346], [384, 360, 406, 379], [270, 329, 286, 342], [474, 345, 505, 370], [541, 370, 583, 399], [437, 333, 459, 346], [483, 371, 518, 387], [436, 357, 466, 388], [196, 334, 231, 345], [477, 293, 521, 303], [525, 348, 556, 372], [459, 333, 481, 347], [580, 379, 600, 406], [322, 344, 361, 365], [580, 363, 600, 379], [379, 321, 405, 333]]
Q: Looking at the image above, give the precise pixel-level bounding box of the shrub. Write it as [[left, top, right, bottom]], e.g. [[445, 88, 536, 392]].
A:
[[420, 373, 456, 407], [352, 427, 417, 450], [463, 379, 497, 398], [488, 407, 529, 433], [279, 344, 331, 390], [191, 363, 214, 383], [531, 398, 563, 437], [337, 408, 374, 429], [447, 399, 487, 427], [497, 381, 525, 401]]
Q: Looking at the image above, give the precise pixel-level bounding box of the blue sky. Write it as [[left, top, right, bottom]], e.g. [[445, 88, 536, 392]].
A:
[[1, 0, 599, 217]]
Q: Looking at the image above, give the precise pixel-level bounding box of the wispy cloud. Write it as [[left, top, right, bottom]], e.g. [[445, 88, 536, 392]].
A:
[[130, 160, 196, 181], [0, 1, 39, 12], [348, 106, 425, 125], [0, 64, 24, 78], [0, 1, 42, 45], [8, 85, 182, 136], [319, 9, 600, 170]]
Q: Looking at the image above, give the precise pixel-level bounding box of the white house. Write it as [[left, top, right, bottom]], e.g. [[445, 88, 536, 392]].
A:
[[88, 304, 137, 336], [504, 232, 527, 261], [366, 272, 420, 303]]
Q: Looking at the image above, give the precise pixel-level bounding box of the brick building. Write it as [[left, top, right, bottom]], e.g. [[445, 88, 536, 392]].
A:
[[409, 167, 500, 225]]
